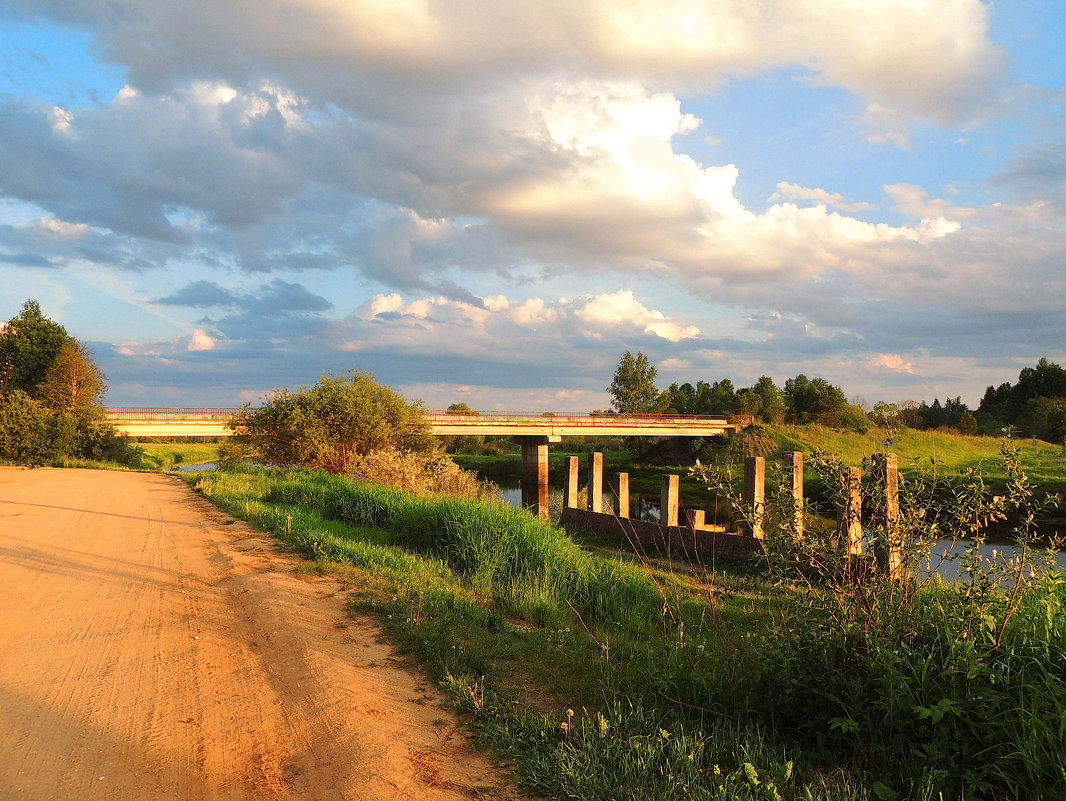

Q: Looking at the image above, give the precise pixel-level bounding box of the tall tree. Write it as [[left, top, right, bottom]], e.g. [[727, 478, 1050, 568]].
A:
[[39, 340, 107, 411], [0, 299, 72, 398], [606, 351, 661, 413]]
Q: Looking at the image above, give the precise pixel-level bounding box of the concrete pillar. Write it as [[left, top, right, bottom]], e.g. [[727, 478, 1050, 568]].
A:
[[519, 437, 551, 520], [785, 451, 804, 538], [661, 474, 679, 527], [615, 472, 630, 518], [872, 453, 901, 576], [588, 452, 603, 513], [562, 456, 580, 509], [837, 466, 864, 557], [743, 456, 765, 539]]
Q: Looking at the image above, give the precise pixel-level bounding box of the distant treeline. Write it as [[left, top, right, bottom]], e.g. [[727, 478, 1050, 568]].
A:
[[605, 350, 1066, 443]]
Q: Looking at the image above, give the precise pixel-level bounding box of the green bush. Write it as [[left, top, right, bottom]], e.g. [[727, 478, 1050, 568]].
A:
[[0, 390, 60, 464]]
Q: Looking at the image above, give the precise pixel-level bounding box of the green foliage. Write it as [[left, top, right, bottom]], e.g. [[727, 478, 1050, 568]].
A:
[[0, 299, 71, 398], [39, 339, 107, 410], [0, 299, 138, 467], [692, 440, 1066, 799], [0, 390, 60, 464], [782, 374, 849, 424], [978, 358, 1066, 441], [662, 379, 738, 416], [608, 350, 663, 413], [229, 370, 434, 472], [744, 376, 786, 424]]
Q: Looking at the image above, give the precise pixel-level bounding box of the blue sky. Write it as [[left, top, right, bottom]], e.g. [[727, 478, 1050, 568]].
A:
[[0, 0, 1064, 410]]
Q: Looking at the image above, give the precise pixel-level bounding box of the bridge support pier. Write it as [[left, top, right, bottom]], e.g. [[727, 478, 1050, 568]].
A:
[[517, 436, 561, 520]]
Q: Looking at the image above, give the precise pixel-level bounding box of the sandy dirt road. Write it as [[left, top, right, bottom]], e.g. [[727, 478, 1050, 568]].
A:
[[0, 467, 512, 801]]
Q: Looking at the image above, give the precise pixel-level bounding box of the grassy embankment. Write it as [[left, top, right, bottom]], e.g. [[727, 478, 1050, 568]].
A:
[[184, 464, 1066, 800], [130, 441, 221, 470]]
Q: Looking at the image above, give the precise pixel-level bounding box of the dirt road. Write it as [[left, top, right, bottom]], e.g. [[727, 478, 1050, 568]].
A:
[[0, 467, 511, 801]]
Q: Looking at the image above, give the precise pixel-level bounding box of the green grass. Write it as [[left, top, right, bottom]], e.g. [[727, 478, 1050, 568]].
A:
[[133, 441, 220, 470], [765, 425, 1066, 491]]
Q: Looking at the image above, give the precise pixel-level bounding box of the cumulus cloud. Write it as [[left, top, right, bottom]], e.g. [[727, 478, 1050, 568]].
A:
[[9, 0, 1005, 130], [356, 289, 699, 346]]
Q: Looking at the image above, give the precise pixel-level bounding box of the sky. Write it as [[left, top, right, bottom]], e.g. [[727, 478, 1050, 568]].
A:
[[0, 0, 1064, 411]]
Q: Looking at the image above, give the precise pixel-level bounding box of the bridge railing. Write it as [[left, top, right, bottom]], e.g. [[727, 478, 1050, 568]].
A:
[[104, 407, 747, 428], [425, 411, 735, 427], [104, 407, 244, 422]]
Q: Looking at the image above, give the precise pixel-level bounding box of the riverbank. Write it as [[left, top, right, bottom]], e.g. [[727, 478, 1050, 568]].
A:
[[183, 464, 1066, 800]]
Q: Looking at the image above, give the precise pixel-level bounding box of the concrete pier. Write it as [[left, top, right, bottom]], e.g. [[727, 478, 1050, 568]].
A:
[[872, 453, 902, 575], [661, 474, 679, 527], [563, 456, 580, 509], [743, 457, 766, 539], [518, 436, 558, 520], [614, 472, 629, 518], [838, 466, 864, 557], [785, 451, 804, 538], [588, 452, 604, 513]]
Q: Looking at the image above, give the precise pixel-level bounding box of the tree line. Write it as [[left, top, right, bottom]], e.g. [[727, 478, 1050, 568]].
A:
[[606, 350, 870, 432], [605, 350, 1066, 442], [0, 299, 134, 464]]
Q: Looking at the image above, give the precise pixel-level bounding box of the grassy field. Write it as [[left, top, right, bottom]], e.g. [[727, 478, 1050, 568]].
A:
[[132, 441, 221, 470], [183, 465, 1066, 800]]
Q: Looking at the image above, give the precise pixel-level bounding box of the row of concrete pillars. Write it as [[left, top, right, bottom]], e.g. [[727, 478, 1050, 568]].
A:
[[521, 445, 903, 573]]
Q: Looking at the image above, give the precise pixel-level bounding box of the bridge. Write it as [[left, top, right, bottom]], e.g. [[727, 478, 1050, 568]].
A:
[[104, 407, 746, 518]]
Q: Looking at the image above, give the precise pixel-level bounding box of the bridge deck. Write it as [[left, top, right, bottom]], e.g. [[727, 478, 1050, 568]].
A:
[[104, 408, 742, 438]]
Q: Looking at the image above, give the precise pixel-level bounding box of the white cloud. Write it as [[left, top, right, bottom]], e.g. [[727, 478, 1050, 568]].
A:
[[770, 182, 877, 213], [17, 0, 1003, 131], [352, 289, 699, 361], [866, 354, 916, 374], [187, 329, 216, 351]]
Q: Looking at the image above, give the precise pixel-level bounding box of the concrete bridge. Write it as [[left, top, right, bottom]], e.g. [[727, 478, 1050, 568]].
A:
[[104, 407, 745, 518]]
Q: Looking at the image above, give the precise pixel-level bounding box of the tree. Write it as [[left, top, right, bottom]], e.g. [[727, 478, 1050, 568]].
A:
[[0, 299, 71, 398], [783, 374, 848, 424], [606, 351, 662, 414], [229, 371, 434, 473], [442, 402, 483, 453], [744, 375, 785, 423], [39, 340, 107, 411]]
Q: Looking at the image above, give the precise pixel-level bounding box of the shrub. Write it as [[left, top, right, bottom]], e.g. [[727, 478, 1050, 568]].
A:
[[229, 370, 434, 472], [0, 390, 59, 464]]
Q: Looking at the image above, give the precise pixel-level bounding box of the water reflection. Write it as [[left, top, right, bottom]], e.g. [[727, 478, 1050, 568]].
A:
[[498, 485, 663, 523]]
